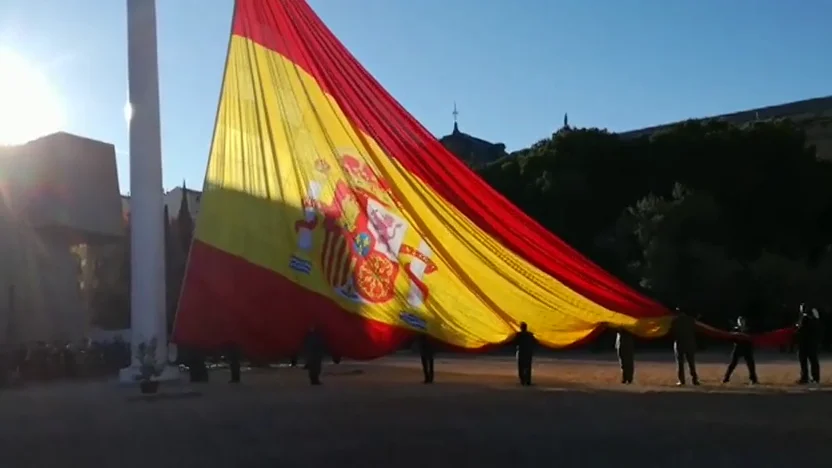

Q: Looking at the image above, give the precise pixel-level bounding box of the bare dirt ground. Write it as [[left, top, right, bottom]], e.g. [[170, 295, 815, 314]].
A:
[[2, 352, 831, 468]]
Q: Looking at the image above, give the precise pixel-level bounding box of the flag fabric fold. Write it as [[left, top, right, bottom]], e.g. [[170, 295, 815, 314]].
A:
[[172, 0, 761, 359], [695, 322, 796, 348]]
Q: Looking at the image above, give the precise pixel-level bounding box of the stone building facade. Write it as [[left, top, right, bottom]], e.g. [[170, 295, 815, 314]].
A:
[[439, 122, 509, 168], [0, 132, 123, 344]]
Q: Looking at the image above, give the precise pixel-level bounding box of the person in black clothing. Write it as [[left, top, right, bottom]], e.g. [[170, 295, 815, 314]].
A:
[[615, 329, 635, 384], [304, 326, 324, 385], [722, 316, 758, 384], [515, 322, 536, 386], [63, 343, 77, 378], [227, 344, 241, 383], [0, 345, 8, 387], [796, 303, 822, 384], [187, 349, 209, 383], [671, 310, 700, 386], [416, 333, 435, 383]]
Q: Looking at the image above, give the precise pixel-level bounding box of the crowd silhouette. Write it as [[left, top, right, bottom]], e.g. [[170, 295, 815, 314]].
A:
[[0, 304, 824, 389]]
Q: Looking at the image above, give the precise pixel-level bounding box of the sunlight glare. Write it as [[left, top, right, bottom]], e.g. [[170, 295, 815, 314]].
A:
[[124, 101, 133, 124], [0, 48, 66, 145]]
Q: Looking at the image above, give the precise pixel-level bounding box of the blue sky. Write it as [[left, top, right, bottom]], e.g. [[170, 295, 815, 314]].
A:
[[1, 0, 830, 194]]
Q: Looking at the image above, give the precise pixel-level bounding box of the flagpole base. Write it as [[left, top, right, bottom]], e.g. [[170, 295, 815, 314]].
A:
[[118, 365, 182, 385]]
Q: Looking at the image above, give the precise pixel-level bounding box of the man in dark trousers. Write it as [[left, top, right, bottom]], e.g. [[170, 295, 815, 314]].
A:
[[515, 322, 537, 386], [304, 326, 324, 385], [416, 332, 435, 384], [63, 343, 77, 378], [227, 344, 241, 384], [671, 310, 700, 386], [0, 344, 8, 388], [187, 348, 209, 383], [722, 316, 758, 384], [796, 303, 822, 384], [615, 329, 635, 384]]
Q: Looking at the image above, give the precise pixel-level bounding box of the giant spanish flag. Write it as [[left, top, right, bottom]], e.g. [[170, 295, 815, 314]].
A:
[[173, 0, 677, 359]]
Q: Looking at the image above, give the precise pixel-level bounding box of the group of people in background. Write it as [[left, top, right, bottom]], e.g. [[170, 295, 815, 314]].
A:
[[192, 322, 540, 387], [612, 303, 823, 387], [185, 325, 333, 386], [408, 303, 823, 388], [415, 303, 825, 388], [0, 338, 131, 387], [414, 321, 536, 386], [0, 304, 825, 389], [197, 302, 824, 388]]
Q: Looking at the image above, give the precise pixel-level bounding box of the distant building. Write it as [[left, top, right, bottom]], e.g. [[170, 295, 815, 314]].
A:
[[619, 95, 832, 160], [122, 183, 201, 222], [120, 195, 130, 223], [162, 184, 201, 221], [0, 132, 123, 344], [439, 121, 508, 168]]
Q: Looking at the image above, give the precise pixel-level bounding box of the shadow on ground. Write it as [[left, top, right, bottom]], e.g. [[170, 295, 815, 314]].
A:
[[1, 357, 830, 468]]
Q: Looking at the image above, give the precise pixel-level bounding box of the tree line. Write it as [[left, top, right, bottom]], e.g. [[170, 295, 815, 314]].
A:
[[476, 119, 832, 332], [90, 189, 194, 335]]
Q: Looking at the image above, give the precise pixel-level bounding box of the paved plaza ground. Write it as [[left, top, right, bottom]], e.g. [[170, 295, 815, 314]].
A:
[[1, 352, 831, 468]]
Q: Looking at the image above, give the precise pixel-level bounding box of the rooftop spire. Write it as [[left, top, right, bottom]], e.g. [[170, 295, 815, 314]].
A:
[[452, 102, 459, 133], [176, 180, 194, 254], [178, 180, 191, 220]]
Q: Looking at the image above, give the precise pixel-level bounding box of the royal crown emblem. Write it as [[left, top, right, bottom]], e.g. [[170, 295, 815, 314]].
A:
[[293, 152, 437, 308]]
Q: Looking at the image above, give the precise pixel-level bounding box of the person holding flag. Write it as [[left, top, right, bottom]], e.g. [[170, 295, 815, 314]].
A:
[[796, 303, 822, 384], [415, 332, 435, 384], [722, 316, 758, 385], [615, 329, 635, 384], [671, 308, 700, 386], [514, 322, 537, 386]]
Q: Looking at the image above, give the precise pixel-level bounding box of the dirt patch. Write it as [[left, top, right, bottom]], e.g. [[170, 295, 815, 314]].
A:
[[0, 354, 829, 468]]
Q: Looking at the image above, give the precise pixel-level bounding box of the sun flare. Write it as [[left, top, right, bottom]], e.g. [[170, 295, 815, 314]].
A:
[[0, 48, 65, 145]]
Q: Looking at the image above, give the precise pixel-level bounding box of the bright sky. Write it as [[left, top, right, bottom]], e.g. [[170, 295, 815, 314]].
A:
[[0, 0, 830, 194]]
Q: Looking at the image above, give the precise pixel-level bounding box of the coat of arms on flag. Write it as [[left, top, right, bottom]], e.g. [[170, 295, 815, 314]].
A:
[[293, 152, 437, 307]]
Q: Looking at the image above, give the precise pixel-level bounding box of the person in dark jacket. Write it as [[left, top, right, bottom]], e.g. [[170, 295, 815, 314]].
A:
[[671, 310, 700, 386], [722, 316, 758, 384], [515, 322, 537, 386], [416, 333, 435, 383], [615, 329, 635, 384], [0, 344, 8, 387], [63, 343, 77, 378], [796, 303, 822, 384], [304, 326, 324, 385], [187, 348, 209, 383], [227, 344, 241, 384]]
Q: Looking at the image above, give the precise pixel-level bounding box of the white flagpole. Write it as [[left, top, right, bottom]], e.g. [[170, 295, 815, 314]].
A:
[[120, 0, 179, 383]]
